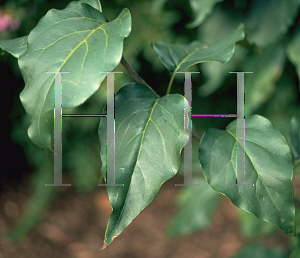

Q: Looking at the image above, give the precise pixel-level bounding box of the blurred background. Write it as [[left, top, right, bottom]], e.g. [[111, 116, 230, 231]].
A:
[[0, 0, 300, 257]]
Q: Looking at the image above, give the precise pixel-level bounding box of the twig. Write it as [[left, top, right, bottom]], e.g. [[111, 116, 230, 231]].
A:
[[120, 55, 159, 97]]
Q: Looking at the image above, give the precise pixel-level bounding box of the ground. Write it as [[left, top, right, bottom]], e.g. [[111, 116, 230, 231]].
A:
[[0, 173, 293, 258]]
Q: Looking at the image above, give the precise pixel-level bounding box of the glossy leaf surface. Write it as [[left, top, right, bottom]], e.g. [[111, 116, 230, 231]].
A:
[[18, 2, 131, 152], [99, 83, 189, 247], [199, 115, 295, 236]]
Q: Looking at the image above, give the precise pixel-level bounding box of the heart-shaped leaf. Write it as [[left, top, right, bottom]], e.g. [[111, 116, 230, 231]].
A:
[[199, 115, 295, 236], [0, 35, 28, 58], [151, 23, 244, 74], [18, 1, 131, 152], [99, 83, 189, 248]]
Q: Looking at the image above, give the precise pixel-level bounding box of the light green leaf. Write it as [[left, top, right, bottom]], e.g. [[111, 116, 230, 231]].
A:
[[186, 0, 223, 29], [199, 115, 295, 236], [0, 35, 28, 58], [18, 2, 131, 152], [166, 177, 221, 238], [151, 23, 244, 74], [286, 27, 300, 91], [99, 83, 189, 248]]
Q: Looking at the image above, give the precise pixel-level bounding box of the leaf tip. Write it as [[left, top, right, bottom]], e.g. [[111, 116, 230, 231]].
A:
[[100, 243, 108, 251], [99, 235, 118, 250]]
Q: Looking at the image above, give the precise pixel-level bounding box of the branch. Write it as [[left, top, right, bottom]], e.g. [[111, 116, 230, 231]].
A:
[[120, 55, 202, 141]]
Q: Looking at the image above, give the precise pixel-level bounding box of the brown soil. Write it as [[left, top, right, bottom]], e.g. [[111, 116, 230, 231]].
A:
[[0, 173, 293, 258]]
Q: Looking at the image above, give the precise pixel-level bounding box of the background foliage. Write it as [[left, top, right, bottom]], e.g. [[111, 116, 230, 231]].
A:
[[1, 0, 300, 257]]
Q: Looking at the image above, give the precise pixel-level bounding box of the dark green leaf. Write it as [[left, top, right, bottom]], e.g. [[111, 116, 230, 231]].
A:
[[77, 0, 102, 11], [99, 83, 189, 247], [152, 23, 244, 74], [199, 115, 295, 236]]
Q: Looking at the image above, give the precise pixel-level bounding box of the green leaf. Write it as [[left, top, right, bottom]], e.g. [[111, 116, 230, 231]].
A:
[[18, 2, 131, 152], [289, 115, 300, 162], [151, 23, 245, 74], [245, 0, 300, 47], [198, 45, 247, 97], [99, 83, 189, 248], [0, 35, 28, 58], [286, 27, 300, 91], [244, 43, 286, 116], [77, 0, 102, 12], [186, 0, 223, 29], [198, 115, 296, 236], [166, 177, 221, 238]]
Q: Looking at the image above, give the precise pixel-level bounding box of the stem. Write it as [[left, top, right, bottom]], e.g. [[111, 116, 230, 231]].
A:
[[120, 55, 159, 97], [166, 72, 176, 95], [120, 55, 202, 141]]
